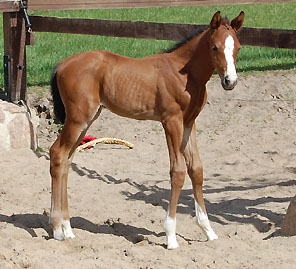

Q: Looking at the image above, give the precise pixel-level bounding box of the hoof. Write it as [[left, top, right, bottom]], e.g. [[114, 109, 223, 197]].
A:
[[53, 228, 65, 241], [64, 229, 75, 239], [62, 220, 75, 239], [206, 230, 218, 241], [167, 235, 179, 250], [167, 241, 179, 250]]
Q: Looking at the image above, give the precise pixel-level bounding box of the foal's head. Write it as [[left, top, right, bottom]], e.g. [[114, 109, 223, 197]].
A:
[[209, 11, 244, 90]]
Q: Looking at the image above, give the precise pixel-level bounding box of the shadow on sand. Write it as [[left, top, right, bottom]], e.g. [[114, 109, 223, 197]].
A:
[[12, 156, 294, 243], [70, 161, 296, 237], [0, 212, 166, 247]]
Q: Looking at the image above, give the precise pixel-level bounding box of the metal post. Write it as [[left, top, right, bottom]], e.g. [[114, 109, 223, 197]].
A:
[[3, 54, 11, 101]]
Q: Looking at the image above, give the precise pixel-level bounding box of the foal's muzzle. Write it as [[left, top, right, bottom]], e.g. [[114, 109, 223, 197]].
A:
[[221, 75, 237, 90]]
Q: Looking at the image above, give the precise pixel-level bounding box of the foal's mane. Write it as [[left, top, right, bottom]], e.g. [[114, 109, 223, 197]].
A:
[[163, 28, 205, 53], [164, 17, 230, 54]]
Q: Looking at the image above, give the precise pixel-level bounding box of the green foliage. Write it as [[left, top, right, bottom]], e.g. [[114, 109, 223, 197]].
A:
[[0, 2, 295, 88]]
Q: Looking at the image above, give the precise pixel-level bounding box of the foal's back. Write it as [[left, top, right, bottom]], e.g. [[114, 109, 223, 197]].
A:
[[57, 49, 188, 121]]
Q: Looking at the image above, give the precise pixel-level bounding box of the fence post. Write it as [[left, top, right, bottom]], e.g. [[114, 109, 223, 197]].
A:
[[3, 11, 27, 102]]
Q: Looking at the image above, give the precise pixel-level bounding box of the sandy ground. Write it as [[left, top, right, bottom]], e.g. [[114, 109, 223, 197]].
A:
[[0, 70, 296, 268]]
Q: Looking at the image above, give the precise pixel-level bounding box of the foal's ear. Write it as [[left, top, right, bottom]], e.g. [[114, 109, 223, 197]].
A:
[[231, 11, 245, 32], [210, 11, 222, 30]]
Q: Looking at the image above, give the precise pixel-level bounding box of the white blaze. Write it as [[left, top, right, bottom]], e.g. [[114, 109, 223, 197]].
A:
[[224, 35, 237, 83]]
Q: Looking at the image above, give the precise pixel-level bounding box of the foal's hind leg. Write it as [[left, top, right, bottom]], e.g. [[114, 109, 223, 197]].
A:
[[183, 124, 218, 241], [50, 106, 102, 240]]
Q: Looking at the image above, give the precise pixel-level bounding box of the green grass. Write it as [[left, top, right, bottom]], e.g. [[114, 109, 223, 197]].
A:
[[0, 2, 295, 88]]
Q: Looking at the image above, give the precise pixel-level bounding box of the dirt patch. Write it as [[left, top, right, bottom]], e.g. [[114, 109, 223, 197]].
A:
[[0, 70, 296, 268]]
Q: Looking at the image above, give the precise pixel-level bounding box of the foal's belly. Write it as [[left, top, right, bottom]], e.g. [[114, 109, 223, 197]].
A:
[[100, 86, 161, 121]]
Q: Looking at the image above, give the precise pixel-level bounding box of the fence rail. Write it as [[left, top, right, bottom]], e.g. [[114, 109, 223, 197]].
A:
[[0, 0, 295, 12], [31, 15, 296, 49], [26, 0, 296, 11], [0, 1, 19, 12]]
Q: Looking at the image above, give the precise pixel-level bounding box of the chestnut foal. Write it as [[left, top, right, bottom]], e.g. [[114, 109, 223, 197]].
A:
[[49, 11, 244, 249]]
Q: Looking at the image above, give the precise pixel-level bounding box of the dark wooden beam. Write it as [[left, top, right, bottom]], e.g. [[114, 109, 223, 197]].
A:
[[26, 0, 296, 11], [30, 16, 296, 49], [238, 27, 296, 50], [1, 0, 295, 12], [0, 1, 20, 12], [30, 15, 207, 41]]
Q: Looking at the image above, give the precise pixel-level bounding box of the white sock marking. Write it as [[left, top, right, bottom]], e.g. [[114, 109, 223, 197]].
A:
[[195, 200, 218, 241], [224, 35, 237, 83], [164, 213, 179, 249], [62, 219, 75, 239], [53, 225, 65, 241]]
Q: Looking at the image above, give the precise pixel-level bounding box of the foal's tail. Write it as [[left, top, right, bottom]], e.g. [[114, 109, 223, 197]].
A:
[[50, 65, 66, 124]]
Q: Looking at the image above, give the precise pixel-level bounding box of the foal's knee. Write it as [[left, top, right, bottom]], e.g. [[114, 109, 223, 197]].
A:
[[188, 163, 203, 185], [170, 167, 186, 189]]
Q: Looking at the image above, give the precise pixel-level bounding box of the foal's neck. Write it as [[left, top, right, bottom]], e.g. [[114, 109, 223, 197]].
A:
[[172, 29, 215, 86]]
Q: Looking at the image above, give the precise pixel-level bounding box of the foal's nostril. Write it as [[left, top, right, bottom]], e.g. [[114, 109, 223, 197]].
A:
[[221, 75, 237, 90], [224, 76, 230, 86]]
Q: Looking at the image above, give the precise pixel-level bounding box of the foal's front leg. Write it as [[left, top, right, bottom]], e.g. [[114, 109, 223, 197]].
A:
[[183, 124, 218, 241], [162, 115, 186, 249]]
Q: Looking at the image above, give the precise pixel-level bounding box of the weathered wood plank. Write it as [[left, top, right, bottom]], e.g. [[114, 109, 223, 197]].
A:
[[30, 15, 207, 41], [3, 12, 27, 101], [30, 16, 296, 49], [238, 27, 296, 50], [0, 1, 20, 12], [1, 0, 295, 12], [26, 0, 296, 11]]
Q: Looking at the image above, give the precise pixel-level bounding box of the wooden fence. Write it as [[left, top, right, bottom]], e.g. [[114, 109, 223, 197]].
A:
[[31, 16, 296, 49], [1, 0, 294, 12], [1, 0, 296, 101]]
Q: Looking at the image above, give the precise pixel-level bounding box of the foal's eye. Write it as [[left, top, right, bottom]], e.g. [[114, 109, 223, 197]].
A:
[[212, 45, 218, 51]]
